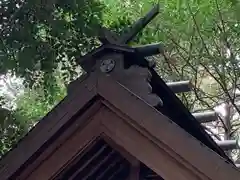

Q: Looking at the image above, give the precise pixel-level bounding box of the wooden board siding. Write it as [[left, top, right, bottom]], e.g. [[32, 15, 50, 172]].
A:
[[0, 74, 98, 180]]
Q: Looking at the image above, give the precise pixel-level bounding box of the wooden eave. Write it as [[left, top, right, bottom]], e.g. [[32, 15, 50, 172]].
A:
[[0, 71, 240, 180], [148, 68, 230, 161]]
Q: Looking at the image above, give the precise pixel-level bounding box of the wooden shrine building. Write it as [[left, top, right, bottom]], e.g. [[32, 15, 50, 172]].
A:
[[0, 4, 240, 180]]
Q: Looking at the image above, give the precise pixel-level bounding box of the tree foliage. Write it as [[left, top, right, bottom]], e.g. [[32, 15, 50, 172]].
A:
[[0, 72, 66, 157], [0, 107, 27, 156], [0, 0, 103, 157], [0, 0, 103, 85]]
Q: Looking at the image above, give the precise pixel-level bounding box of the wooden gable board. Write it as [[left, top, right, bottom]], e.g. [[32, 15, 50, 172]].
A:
[[97, 74, 240, 179], [0, 72, 240, 180], [25, 105, 203, 180], [0, 74, 98, 180]]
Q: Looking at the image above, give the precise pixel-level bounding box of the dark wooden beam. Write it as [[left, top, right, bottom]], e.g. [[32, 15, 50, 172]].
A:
[[216, 140, 240, 151], [134, 43, 164, 57], [166, 80, 192, 93], [77, 44, 134, 72], [120, 4, 160, 44], [192, 111, 217, 123]]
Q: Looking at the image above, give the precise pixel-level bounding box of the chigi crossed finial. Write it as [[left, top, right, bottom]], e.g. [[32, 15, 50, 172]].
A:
[[77, 4, 165, 72]]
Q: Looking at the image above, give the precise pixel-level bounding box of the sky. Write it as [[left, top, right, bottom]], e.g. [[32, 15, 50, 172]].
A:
[[0, 73, 24, 109]]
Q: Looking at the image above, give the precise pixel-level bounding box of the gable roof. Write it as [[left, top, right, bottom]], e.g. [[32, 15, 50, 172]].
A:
[[0, 68, 239, 179], [0, 4, 238, 179], [74, 3, 232, 162]]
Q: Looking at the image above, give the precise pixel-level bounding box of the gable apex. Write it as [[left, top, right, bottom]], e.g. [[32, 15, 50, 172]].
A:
[[0, 70, 240, 179]]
